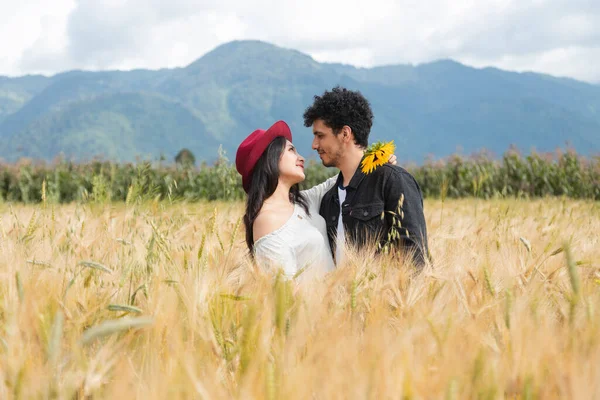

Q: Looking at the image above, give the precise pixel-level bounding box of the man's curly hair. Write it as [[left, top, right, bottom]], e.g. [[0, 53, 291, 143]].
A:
[[303, 86, 373, 148]]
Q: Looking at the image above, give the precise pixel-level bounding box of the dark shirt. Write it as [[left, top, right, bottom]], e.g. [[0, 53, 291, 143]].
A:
[[319, 163, 429, 268]]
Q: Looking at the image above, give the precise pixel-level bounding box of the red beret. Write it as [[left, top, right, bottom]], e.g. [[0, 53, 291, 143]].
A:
[[235, 120, 292, 192]]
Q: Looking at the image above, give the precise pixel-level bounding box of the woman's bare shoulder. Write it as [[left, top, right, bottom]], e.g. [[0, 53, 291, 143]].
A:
[[253, 206, 294, 242]]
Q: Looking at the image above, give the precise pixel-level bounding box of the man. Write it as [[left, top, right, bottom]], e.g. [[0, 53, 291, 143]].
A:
[[303, 86, 429, 269]]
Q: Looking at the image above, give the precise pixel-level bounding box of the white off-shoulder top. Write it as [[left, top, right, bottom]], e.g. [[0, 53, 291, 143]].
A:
[[254, 176, 337, 279]]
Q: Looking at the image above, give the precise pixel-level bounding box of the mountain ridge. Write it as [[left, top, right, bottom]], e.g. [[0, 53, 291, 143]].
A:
[[1, 40, 598, 163]]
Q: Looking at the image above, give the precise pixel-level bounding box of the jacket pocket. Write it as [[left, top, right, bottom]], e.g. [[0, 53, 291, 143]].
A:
[[347, 203, 386, 245], [349, 203, 385, 222]]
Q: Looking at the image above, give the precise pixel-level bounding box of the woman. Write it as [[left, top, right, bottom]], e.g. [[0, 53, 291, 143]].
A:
[[235, 120, 394, 280]]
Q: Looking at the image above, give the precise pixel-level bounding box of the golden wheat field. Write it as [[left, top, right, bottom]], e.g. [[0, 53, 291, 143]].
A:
[[0, 198, 599, 399]]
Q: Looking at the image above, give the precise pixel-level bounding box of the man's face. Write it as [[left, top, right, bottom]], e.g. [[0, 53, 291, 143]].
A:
[[311, 119, 344, 168]]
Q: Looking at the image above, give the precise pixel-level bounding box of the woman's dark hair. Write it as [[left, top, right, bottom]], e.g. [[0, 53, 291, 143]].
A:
[[303, 86, 373, 148], [243, 136, 309, 254]]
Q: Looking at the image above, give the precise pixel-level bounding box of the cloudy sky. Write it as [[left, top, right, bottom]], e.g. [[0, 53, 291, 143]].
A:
[[2, 0, 599, 82]]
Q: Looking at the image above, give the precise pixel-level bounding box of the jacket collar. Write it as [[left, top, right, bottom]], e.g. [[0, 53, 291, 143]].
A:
[[335, 158, 368, 190]]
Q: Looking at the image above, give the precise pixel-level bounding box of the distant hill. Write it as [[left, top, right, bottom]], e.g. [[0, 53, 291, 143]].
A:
[[1, 40, 599, 163]]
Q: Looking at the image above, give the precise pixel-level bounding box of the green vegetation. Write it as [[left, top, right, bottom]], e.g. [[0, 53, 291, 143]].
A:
[[1, 147, 597, 203]]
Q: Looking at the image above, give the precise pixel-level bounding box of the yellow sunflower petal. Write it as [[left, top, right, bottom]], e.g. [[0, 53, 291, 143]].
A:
[[361, 154, 377, 174], [374, 157, 386, 167], [362, 140, 396, 174], [381, 142, 395, 154]]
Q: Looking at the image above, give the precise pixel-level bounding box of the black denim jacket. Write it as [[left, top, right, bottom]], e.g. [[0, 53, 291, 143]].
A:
[[319, 163, 429, 267]]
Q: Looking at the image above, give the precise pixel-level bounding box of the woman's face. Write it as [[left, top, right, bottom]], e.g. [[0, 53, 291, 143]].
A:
[[278, 140, 305, 185]]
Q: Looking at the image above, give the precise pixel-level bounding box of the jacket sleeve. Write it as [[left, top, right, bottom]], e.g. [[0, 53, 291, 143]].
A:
[[383, 170, 429, 268]]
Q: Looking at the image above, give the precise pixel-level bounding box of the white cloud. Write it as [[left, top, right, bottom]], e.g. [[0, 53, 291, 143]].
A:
[[1, 0, 599, 82], [463, 46, 600, 83], [0, 0, 75, 75]]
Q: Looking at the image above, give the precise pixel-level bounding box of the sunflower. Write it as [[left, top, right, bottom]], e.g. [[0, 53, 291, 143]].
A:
[[361, 140, 396, 174]]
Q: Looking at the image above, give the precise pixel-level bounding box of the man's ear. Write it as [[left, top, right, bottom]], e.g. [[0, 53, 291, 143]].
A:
[[341, 125, 353, 143]]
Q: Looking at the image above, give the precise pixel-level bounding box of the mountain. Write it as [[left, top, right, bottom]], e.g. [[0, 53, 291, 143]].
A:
[[0, 75, 53, 123], [1, 40, 599, 163], [4, 92, 217, 161]]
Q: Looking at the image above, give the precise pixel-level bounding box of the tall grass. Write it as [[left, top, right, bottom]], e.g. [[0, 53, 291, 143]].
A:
[[1, 147, 598, 203], [0, 198, 599, 398]]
